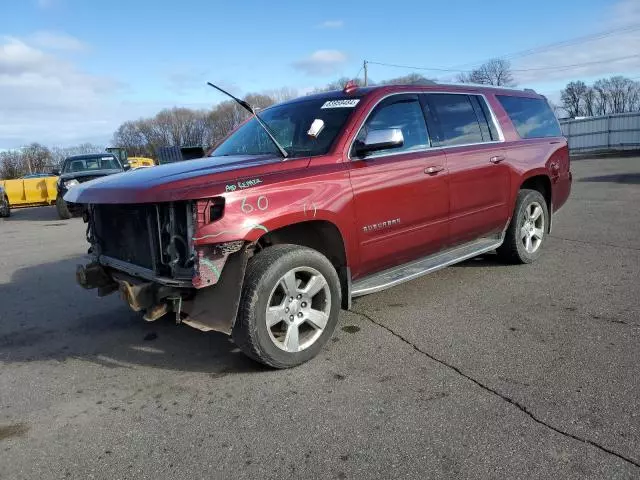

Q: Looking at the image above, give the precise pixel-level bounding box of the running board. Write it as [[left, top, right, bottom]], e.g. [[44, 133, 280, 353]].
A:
[[351, 235, 504, 298]]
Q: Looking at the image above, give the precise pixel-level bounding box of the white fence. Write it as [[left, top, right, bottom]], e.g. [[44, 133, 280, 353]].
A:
[[560, 112, 640, 154]]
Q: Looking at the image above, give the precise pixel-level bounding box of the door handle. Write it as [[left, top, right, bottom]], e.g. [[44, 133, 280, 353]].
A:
[[490, 155, 505, 164], [425, 165, 444, 175]]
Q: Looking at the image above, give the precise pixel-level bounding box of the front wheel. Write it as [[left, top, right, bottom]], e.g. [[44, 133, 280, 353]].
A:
[[56, 195, 72, 219], [0, 195, 10, 218], [497, 189, 549, 264], [233, 244, 341, 368]]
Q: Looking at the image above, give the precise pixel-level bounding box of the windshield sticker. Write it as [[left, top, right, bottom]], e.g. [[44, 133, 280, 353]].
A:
[[225, 178, 263, 192], [307, 119, 325, 138], [101, 156, 114, 160], [321, 99, 360, 109]]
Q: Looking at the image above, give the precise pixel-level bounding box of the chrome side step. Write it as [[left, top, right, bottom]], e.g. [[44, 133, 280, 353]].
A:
[[351, 235, 504, 298]]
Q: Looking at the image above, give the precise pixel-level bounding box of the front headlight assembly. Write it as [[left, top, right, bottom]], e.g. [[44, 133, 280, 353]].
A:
[[64, 179, 79, 188]]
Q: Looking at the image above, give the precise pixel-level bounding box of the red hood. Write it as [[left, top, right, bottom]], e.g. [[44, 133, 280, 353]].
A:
[[64, 154, 308, 204]]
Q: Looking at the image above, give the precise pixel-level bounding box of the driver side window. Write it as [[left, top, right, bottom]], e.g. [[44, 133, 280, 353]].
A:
[[352, 95, 429, 158]]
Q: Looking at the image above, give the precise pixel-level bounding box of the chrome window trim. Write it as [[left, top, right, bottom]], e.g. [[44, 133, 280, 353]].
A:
[[348, 90, 505, 161]]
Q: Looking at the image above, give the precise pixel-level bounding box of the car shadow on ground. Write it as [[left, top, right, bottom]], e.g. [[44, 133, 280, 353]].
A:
[[579, 173, 640, 184], [453, 252, 506, 268], [0, 256, 266, 375], [3, 206, 66, 223]]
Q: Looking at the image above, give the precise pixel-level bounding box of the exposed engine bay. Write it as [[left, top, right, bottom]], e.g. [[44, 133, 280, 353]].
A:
[[77, 200, 249, 333]]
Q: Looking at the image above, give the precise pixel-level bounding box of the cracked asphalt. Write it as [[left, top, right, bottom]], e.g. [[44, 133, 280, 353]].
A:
[[1, 155, 639, 479]]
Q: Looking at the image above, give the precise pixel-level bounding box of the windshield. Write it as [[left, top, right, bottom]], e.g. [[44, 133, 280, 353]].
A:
[[63, 156, 121, 173], [211, 98, 360, 158]]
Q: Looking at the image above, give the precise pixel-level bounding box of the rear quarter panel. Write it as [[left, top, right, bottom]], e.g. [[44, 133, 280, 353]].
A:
[[486, 93, 571, 213], [502, 139, 570, 213]]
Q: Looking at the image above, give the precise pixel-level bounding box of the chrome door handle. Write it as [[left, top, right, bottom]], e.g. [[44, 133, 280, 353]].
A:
[[425, 165, 445, 175], [490, 155, 505, 164]]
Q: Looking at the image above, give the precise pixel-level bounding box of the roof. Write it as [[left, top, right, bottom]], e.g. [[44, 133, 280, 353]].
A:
[[64, 153, 116, 161], [275, 82, 540, 109]]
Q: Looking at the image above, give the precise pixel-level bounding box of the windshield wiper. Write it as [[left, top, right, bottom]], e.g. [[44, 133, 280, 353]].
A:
[[207, 82, 288, 159]]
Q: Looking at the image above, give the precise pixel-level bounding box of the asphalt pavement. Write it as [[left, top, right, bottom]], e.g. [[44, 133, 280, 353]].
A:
[[0, 156, 639, 479]]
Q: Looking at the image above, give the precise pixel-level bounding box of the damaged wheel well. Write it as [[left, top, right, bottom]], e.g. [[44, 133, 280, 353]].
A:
[[257, 220, 350, 309]]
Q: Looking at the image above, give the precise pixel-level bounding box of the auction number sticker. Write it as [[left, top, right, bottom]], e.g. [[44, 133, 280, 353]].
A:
[[321, 99, 360, 109]]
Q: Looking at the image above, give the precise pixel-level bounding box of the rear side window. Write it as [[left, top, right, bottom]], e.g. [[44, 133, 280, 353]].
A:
[[425, 94, 486, 147], [497, 95, 561, 139]]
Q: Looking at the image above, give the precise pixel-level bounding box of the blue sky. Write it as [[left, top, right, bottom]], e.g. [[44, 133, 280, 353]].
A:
[[1, 0, 639, 148]]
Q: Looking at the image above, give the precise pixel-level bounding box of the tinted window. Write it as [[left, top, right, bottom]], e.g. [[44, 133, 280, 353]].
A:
[[353, 96, 429, 157], [426, 94, 484, 146], [213, 98, 359, 158], [497, 95, 561, 138], [62, 156, 120, 173]]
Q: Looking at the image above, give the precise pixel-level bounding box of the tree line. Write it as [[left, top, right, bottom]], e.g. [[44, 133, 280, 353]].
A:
[[560, 76, 640, 118], [3, 59, 640, 178], [0, 143, 104, 179]]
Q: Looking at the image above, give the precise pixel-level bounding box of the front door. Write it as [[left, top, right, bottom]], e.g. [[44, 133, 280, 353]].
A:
[[422, 93, 510, 245], [347, 94, 449, 278]]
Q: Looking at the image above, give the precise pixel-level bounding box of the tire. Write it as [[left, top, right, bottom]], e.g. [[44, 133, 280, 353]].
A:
[[497, 189, 549, 264], [56, 195, 72, 219], [233, 244, 341, 368], [0, 195, 10, 218]]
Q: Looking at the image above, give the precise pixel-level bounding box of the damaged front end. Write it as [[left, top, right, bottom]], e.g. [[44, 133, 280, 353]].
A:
[[77, 199, 250, 334]]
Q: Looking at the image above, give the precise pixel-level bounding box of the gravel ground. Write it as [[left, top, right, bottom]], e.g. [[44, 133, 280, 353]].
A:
[[0, 156, 639, 479]]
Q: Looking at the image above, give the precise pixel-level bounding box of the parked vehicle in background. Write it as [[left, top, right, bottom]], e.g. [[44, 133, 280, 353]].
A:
[[106, 147, 155, 169], [127, 157, 155, 169], [68, 82, 571, 368], [0, 185, 10, 217], [54, 153, 126, 219], [21, 173, 53, 179], [0, 175, 58, 209]]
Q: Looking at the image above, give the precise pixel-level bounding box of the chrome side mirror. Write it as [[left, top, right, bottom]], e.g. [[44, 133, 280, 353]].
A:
[[355, 128, 404, 157]]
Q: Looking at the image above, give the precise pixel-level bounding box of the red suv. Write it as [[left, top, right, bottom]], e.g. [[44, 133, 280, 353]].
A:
[[69, 83, 572, 368]]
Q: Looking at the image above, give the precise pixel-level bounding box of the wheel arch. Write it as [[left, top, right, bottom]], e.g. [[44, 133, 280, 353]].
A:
[[256, 219, 350, 309], [519, 173, 552, 229]]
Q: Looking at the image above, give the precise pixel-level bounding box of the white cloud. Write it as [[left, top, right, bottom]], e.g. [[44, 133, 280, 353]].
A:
[[36, 0, 56, 8], [513, 0, 640, 85], [292, 50, 348, 76], [317, 20, 344, 29], [0, 36, 127, 148], [29, 31, 87, 52]]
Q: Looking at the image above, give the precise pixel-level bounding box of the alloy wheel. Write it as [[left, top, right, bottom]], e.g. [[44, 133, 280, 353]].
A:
[[520, 201, 544, 254], [265, 266, 331, 353]]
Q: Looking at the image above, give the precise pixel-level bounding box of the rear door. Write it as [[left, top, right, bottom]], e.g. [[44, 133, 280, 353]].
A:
[[422, 93, 510, 246], [348, 94, 449, 277]]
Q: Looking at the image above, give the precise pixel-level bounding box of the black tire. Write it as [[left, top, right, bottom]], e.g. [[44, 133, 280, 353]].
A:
[[0, 195, 10, 218], [56, 195, 72, 219], [233, 244, 341, 369], [497, 189, 549, 264]]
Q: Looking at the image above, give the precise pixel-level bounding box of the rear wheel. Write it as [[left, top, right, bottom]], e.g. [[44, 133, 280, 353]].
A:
[[497, 189, 549, 264], [56, 195, 72, 219], [233, 244, 341, 368], [0, 195, 10, 218]]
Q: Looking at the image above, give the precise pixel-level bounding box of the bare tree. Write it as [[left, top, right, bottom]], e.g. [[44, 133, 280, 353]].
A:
[[263, 87, 298, 103], [583, 87, 596, 117], [0, 143, 52, 179], [50, 143, 105, 166], [563, 76, 640, 117], [314, 77, 369, 93], [457, 59, 515, 87], [0, 150, 23, 179], [560, 81, 588, 118], [380, 73, 434, 85]]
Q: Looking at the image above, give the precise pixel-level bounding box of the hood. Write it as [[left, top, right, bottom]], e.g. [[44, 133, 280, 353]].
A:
[[64, 154, 304, 204], [60, 169, 122, 181]]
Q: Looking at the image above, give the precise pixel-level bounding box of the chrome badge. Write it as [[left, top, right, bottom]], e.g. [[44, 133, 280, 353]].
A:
[[362, 218, 401, 233]]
